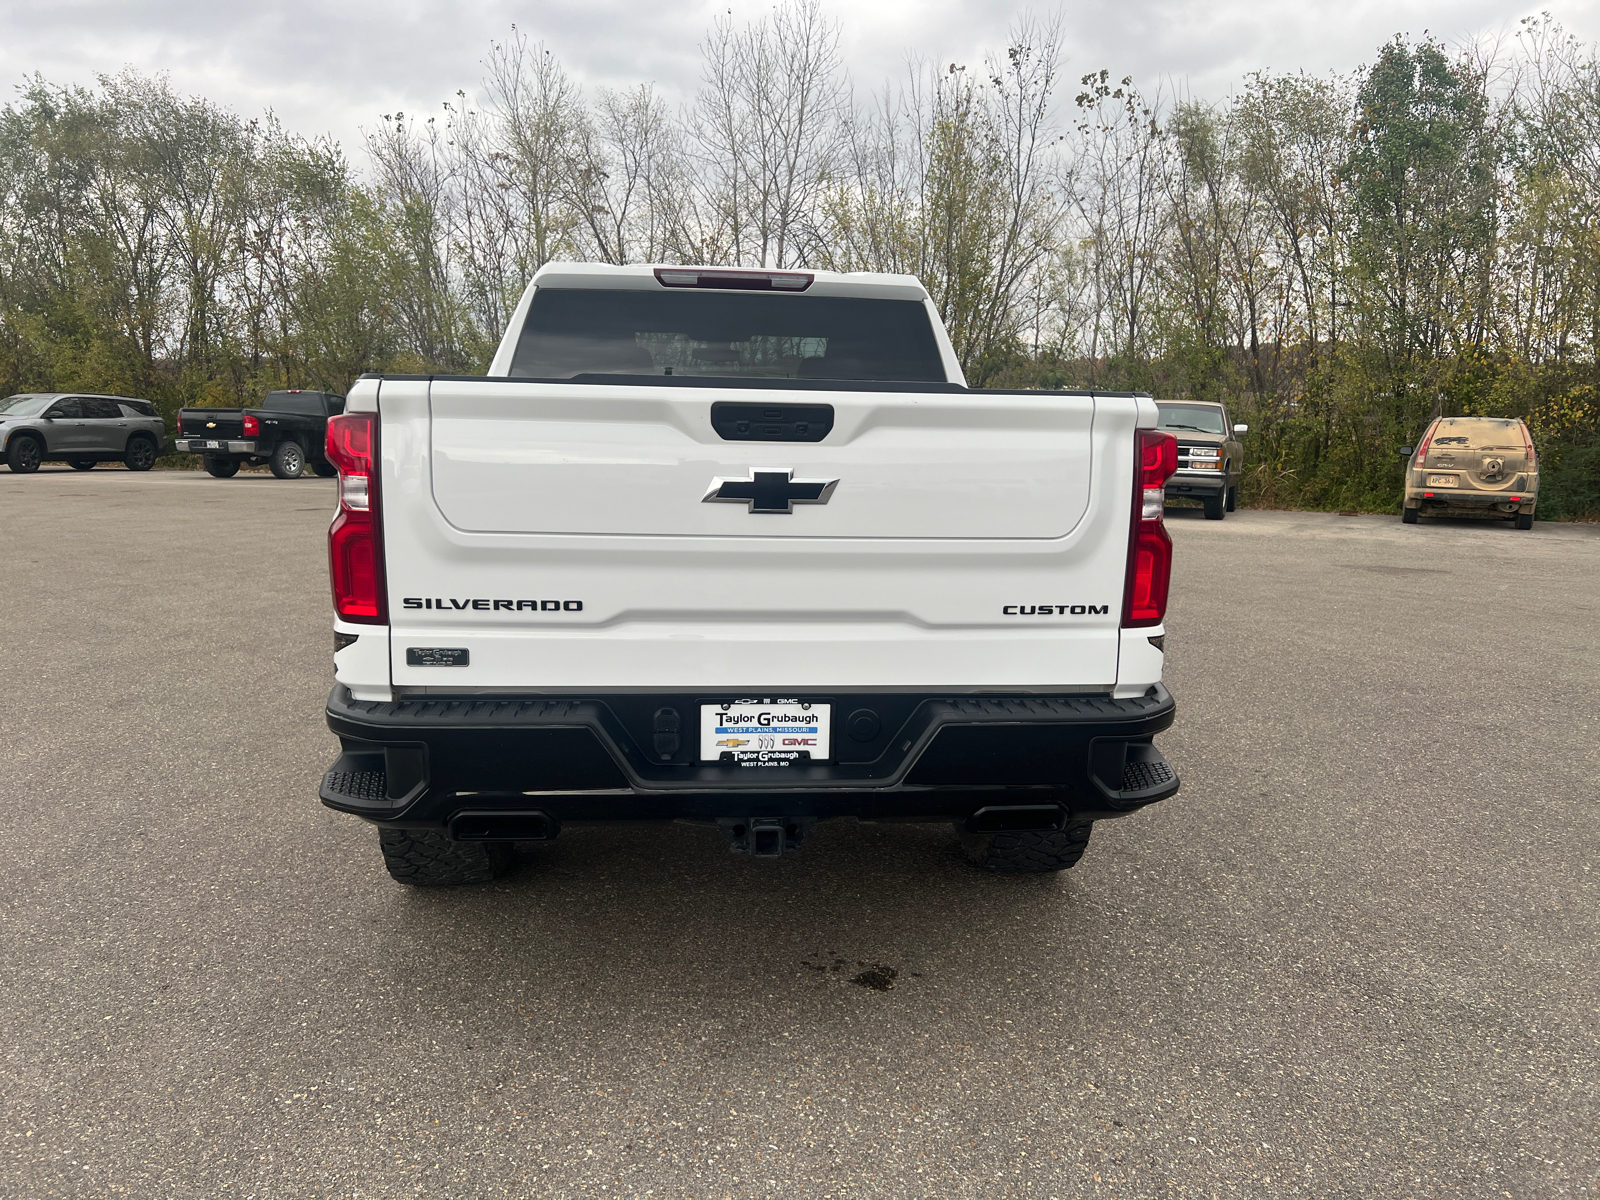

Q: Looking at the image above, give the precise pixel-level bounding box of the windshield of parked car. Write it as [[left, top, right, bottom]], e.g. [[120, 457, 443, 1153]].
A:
[[0, 395, 51, 417], [510, 289, 947, 382], [1155, 403, 1226, 435], [1429, 418, 1527, 450]]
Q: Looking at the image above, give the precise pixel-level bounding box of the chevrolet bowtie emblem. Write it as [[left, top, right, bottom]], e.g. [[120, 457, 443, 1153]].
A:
[[206, 422, 216, 428], [703, 468, 838, 514]]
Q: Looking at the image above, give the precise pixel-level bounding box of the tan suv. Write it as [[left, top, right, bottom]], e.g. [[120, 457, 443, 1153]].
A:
[[1401, 417, 1537, 529]]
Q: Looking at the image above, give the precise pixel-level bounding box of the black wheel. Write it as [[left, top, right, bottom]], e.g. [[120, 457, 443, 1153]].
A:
[[5, 435, 42, 473], [204, 456, 240, 479], [1514, 512, 1534, 530], [958, 820, 1094, 874], [269, 441, 305, 479], [68, 459, 97, 471], [309, 460, 339, 478], [1225, 484, 1237, 512], [1401, 506, 1419, 524], [123, 436, 157, 472], [1203, 490, 1226, 520], [377, 828, 513, 886]]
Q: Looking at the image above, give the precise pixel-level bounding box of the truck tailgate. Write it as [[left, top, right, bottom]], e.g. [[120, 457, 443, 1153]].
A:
[[379, 379, 1138, 692]]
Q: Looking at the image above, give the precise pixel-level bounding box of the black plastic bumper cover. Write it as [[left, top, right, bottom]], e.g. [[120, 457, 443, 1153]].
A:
[[320, 685, 1179, 832]]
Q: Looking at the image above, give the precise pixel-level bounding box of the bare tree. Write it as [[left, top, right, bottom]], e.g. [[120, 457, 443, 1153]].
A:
[[688, 0, 848, 267]]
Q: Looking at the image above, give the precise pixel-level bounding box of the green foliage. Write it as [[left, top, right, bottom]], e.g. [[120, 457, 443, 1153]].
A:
[[0, 72, 482, 439], [0, 21, 1595, 517]]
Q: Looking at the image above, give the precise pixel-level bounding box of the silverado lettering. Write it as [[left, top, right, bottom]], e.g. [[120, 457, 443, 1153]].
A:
[[401, 598, 583, 611]]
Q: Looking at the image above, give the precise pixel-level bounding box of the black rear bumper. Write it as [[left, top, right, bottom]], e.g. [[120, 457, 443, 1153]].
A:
[[320, 685, 1180, 835]]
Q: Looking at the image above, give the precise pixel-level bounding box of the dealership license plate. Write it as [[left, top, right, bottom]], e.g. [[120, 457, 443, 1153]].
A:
[[205, 440, 221, 449], [700, 700, 830, 766], [1427, 474, 1458, 486]]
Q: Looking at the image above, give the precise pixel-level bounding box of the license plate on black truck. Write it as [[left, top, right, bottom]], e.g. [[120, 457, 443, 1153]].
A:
[[700, 700, 831, 766]]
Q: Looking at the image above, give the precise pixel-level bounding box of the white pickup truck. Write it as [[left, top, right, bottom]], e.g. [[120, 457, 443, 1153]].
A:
[[319, 263, 1181, 885]]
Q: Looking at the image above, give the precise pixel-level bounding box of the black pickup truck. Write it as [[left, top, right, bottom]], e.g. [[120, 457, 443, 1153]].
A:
[[175, 390, 344, 478]]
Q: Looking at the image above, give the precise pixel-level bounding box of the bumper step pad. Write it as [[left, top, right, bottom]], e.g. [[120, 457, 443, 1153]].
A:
[[323, 767, 387, 805]]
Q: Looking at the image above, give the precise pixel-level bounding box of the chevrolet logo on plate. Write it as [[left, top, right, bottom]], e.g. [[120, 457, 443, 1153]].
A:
[[703, 468, 838, 514], [716, 738, 749, 748]]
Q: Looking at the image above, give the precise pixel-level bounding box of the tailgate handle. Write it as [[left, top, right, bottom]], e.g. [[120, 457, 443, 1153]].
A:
[[711, 401, 833, 443]]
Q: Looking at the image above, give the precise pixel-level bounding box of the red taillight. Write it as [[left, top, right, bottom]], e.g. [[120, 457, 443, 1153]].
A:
[[1415, 420, 1435, 464], [1123, 428, 1178, 628], [326, 412, 386, 623], [242, 413, 259, 436]]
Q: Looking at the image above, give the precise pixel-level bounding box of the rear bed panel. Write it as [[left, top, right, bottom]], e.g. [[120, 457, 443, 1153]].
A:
[[379, 379, 1141, 693]]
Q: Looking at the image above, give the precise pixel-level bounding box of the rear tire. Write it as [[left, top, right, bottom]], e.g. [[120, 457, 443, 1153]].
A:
[[123, 436, 157, 472], [68, 459, 97, 471], [1225, 484, 1237, 512], [1401, 506, 1419, 524], [1514, 512, 1534, 530], [269, 441, 305, 479], [204, 456, 239, 479], [310, 460, 339, 478], [5, 436, 42, 473], [377, 828, 513, 886], [1203, 490, 1226, 520], [958, 820, 1093, 874]]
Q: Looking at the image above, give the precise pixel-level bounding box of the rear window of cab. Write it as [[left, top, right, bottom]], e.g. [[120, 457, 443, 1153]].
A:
[[509, 288, 947, 383]]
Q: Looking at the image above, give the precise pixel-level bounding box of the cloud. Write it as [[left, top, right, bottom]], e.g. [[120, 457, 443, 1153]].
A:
[[3, 0, 1594, 164]]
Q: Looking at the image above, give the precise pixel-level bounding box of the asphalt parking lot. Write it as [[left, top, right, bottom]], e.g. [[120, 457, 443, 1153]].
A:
[[1, 467, 1597, 1199]]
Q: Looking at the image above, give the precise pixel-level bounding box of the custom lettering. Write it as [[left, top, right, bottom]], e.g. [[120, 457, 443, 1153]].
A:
[[1002, 602, 1112, 616]]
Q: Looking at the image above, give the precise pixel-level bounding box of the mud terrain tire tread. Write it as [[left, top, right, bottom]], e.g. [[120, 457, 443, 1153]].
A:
[[959, 821, 1093, 874], [377, 828, 512, 886]]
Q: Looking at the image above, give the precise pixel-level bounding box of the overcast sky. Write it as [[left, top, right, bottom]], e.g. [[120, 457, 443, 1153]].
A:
[[6, 0, 1600, 165]]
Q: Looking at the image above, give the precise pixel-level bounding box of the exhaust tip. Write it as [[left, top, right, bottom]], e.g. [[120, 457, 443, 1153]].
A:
[[965, 805, 1067, 834], [449, 810, 559, 842]]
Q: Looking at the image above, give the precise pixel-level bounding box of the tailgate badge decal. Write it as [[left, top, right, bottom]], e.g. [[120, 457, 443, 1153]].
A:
[[703, 469, 838, 514]]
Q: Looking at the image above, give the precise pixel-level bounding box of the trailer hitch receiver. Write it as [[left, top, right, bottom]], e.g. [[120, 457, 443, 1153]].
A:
[[718, 817, 812, 857]]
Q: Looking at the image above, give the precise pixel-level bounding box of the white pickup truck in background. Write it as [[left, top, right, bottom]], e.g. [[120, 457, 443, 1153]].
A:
[[318, 263, 1181, 885]]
